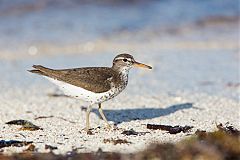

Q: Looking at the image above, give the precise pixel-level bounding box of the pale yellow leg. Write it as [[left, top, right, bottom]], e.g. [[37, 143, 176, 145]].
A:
[[85, 105, 92, 132], [98, 103, 111, 129]]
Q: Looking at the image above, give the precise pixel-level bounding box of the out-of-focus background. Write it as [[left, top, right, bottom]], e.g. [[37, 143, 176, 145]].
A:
[[0, 0, 239, 154], [0, 0, 239, 98], [0, 0, 238, 59], [0, 0, 239, 59]]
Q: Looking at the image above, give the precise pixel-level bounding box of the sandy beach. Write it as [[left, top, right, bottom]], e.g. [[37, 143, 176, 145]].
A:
[[0, 0, 239, 155]]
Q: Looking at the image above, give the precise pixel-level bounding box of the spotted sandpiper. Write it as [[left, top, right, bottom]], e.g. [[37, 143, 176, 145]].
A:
[[29, 53, 152, 132]]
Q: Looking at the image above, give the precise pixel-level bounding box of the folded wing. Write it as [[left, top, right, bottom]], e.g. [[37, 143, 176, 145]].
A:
[[29, 65, 115, 93]]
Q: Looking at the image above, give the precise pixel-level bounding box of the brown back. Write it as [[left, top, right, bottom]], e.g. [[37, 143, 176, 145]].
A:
[[29, 65, 119, 93]]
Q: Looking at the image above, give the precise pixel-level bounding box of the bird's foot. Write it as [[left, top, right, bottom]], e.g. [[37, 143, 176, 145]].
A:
[[82, 127, 94, 135], [87, 130, 94, 135], [103, 124, 112, 131]]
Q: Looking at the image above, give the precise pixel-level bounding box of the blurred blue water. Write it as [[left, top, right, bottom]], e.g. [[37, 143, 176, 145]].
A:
[[0, 0, 238, 44]]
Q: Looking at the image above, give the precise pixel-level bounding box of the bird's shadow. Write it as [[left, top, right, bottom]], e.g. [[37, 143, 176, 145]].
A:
[[48, 94, 195, 124], [91, 103, 194, 124]]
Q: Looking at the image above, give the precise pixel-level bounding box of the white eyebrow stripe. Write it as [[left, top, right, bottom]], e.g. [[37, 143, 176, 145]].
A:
[[114, 57, 123, 60]]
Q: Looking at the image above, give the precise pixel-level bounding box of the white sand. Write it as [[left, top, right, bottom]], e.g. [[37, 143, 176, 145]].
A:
[[0, 3, 239, 153], [0, 49, 239, 154]]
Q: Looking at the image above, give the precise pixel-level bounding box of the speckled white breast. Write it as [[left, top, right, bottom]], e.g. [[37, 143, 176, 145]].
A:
[[45, 72, 128, 104]]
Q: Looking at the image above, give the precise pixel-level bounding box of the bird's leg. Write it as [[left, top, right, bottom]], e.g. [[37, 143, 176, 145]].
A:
[[98, 103, 111, 129], [85, 104, 92, 132]]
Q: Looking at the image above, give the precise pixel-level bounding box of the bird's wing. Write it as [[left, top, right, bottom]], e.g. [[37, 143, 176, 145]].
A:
[[29, 65, 115, 93]]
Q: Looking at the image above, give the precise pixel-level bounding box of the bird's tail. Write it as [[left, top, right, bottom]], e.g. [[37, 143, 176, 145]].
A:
[[28, 65, 52, 76]]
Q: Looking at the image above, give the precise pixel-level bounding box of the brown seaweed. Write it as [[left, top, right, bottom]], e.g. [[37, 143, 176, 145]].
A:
[[0, 124, 239, 160], [121, 129, 150, 136], [103, 138, 131, 145], [6, 120, 42, 131], [0, 125, 239, 160], [0, 140, 32, 149], [24, 144, 36, 152], [45, 144, 58, 151], [217, 123, 240, 136], [147, 124, 193, 134]]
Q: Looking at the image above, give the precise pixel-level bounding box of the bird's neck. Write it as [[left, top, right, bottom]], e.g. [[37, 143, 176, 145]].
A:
[[118, 67, 129, 86], [113, 66, 130, 75], [119, 67, 129, 76], [112, 66, 130, 85]]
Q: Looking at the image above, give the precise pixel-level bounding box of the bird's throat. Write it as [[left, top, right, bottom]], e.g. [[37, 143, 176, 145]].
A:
[[119, 67, 129, 86]]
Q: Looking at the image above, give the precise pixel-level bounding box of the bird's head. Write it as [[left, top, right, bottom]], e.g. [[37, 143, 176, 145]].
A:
[[112, 53, 152, 72]]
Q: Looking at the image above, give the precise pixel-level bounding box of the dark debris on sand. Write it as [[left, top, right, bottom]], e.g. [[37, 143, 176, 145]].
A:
[[24, 144, 36, 152], [121, 129, 150, 136], [45, 145, 58, 151], [34, 116, 54, 120], [6, 120, 42, 131], [103, 138, 131, 145], [217, 123, 240, 136], [0, 124, 239, 160], [0, 140, 32, 149], [147, 124, 193, 134]]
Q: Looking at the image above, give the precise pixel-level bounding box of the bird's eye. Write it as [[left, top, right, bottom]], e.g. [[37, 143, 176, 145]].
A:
[[123, 59, 127, 62]]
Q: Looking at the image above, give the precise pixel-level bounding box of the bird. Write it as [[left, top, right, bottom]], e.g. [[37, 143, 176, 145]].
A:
[[28, 53, 152, 132]]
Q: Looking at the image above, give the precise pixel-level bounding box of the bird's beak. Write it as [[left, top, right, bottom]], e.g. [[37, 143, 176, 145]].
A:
[[133, 61, 152, 69]]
